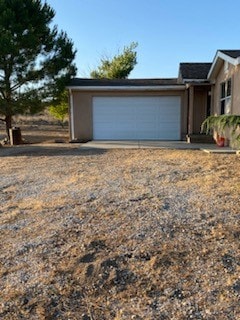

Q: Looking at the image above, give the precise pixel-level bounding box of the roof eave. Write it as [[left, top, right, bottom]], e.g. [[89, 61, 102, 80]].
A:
[[66, 85, 186, 91], [208, 50, 240, 79], [182, 78, 209, 83]]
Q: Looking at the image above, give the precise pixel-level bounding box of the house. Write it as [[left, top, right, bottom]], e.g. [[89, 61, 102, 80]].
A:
[[67, 50, 240, 142], [208, 50, 240, 116]]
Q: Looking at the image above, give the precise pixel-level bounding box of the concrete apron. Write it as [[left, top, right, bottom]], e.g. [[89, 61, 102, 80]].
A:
[[81, 140, 238, 152]]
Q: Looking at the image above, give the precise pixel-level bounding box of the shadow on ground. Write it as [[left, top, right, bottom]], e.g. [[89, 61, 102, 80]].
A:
[[0, 144, 107, 157]]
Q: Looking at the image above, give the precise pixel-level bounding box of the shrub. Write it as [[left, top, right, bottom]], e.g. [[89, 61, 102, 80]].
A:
[[201, 115, 240, 148]]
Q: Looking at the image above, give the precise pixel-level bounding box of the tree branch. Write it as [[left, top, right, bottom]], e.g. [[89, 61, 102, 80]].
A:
[[11, 82, 22, 91], [0, 88, 6, 99], [0, 117, 6, 122]]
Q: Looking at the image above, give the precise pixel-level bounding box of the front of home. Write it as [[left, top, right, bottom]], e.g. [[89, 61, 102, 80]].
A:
[[67, 50, 240, 142]]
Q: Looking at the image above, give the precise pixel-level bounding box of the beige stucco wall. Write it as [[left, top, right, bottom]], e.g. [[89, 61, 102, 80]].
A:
[[233, 65, 240, 114], [212, 62, 240, 115], [70, 92, 92, 141], [193, 88, 209, 133], [70, 89, 188, 141]]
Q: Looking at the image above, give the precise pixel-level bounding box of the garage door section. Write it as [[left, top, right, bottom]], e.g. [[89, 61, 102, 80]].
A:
[[93, 96, 181, 140]]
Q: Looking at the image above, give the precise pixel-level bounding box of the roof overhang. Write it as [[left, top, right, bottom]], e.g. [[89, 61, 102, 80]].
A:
[[183, 79, 209, 83], [186, 83, 211, 89], [208, 51, 240, 80], [67, 85, 186, 91]]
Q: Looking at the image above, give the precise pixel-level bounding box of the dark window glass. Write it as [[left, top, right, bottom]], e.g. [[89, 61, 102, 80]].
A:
[[220, 79, 231, 114], [221, 100, 225, 114], [207, 94, 211, 117], [221, 82, 225, 98]]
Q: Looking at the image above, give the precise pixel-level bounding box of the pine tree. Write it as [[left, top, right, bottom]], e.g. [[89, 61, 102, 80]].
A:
[[0, 0, 77, 136], [90, 42, 138, 79]]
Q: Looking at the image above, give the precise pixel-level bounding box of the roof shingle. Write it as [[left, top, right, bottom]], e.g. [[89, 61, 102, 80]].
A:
[[179, 63, 212, 80], [219, 50, 240, 59], [68, 78, 180, 87]]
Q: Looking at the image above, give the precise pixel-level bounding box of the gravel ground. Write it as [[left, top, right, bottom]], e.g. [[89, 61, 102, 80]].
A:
[[0, 146, 239, 320]]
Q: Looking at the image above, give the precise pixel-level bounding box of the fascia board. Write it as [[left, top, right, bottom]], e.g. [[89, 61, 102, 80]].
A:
[[66, 85, 186, 91], [183, 79, 208, 82], [208, 51, 240, 79], [218, 51, 237, 65]]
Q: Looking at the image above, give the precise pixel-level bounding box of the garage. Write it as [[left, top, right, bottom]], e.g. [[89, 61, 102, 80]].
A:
[[93, 96, 181, 140]]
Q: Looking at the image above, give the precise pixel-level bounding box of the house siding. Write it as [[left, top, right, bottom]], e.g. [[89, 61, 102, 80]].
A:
[[70, 90, 188, 141], [212, 62, 240, 115], [193, 89, 209, 133], [70, 92, 92, 141], [233, 65, 240, 114]]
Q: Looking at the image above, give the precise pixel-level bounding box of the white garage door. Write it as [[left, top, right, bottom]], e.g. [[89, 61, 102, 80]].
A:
[[93, 96, 181, 140]]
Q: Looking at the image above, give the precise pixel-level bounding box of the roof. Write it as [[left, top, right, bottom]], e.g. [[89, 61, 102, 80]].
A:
[[208, 49, 240, 79], [219, 50, 240, 59], [179, 63, 212, 80], [68, 78, 180, 87], [67, 78, 186, 91]]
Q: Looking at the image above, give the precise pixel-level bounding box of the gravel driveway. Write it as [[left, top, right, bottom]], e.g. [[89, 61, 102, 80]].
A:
[[0, 146, 239, 319]]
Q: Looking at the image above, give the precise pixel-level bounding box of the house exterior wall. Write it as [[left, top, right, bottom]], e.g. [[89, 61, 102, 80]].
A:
[[212, 62, 240, 115], [233, 65, 240, 114], [70, 89, 188, 141], [193, 88, 209, 133], [70, 92, 92, 141], [187, 85, 211, 135]]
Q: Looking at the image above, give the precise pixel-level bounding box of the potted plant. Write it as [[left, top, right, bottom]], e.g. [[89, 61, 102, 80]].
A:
[[214, 133, 225, 147], [201, 115, 240, 149]]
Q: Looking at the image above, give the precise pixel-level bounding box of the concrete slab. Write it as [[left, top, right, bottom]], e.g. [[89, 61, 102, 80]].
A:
[[81, 140, 219, 150], [201, 148, 238, 154]]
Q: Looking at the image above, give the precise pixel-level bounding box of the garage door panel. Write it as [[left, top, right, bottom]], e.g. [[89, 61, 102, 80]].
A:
[[95, 105, 136, 122], [135, 131, 158, 140], [135, 109, 157, 121], [93, 97, 181, 140], [94, 125, 136, 140], [159, 123, 179, 130]]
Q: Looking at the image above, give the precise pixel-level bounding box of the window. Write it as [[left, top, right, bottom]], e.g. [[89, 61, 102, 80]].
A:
[[220, 79, 231, 114]]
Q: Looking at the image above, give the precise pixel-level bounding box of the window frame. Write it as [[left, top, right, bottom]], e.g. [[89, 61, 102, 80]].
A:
[[220, 78, 232, 115]]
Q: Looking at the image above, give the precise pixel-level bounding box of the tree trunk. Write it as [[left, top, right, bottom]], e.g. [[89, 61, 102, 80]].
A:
[[5, 115, 12, 139]]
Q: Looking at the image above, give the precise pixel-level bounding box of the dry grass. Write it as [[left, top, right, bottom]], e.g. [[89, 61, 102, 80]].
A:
[[0, 123, 239, 319], [0, 113, 69, 144]]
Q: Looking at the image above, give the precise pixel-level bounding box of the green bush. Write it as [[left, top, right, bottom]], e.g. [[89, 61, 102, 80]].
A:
[[201, 115, 240, 148]]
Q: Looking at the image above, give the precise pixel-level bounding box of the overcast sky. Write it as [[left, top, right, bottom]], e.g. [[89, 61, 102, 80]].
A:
[[47, 0, 240, 78]]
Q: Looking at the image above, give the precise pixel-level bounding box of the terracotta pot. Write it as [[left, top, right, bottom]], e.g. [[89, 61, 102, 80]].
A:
[[215, 135, 225, 147]]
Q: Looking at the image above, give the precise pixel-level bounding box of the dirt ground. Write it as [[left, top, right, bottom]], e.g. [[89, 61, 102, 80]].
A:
[[0, 113, 69, 144], [0, 122, 239, 319]]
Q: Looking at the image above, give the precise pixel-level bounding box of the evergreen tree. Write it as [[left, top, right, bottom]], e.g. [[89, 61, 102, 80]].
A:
[[90, 42, 138, 79], [0, 0, 76, 135]]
